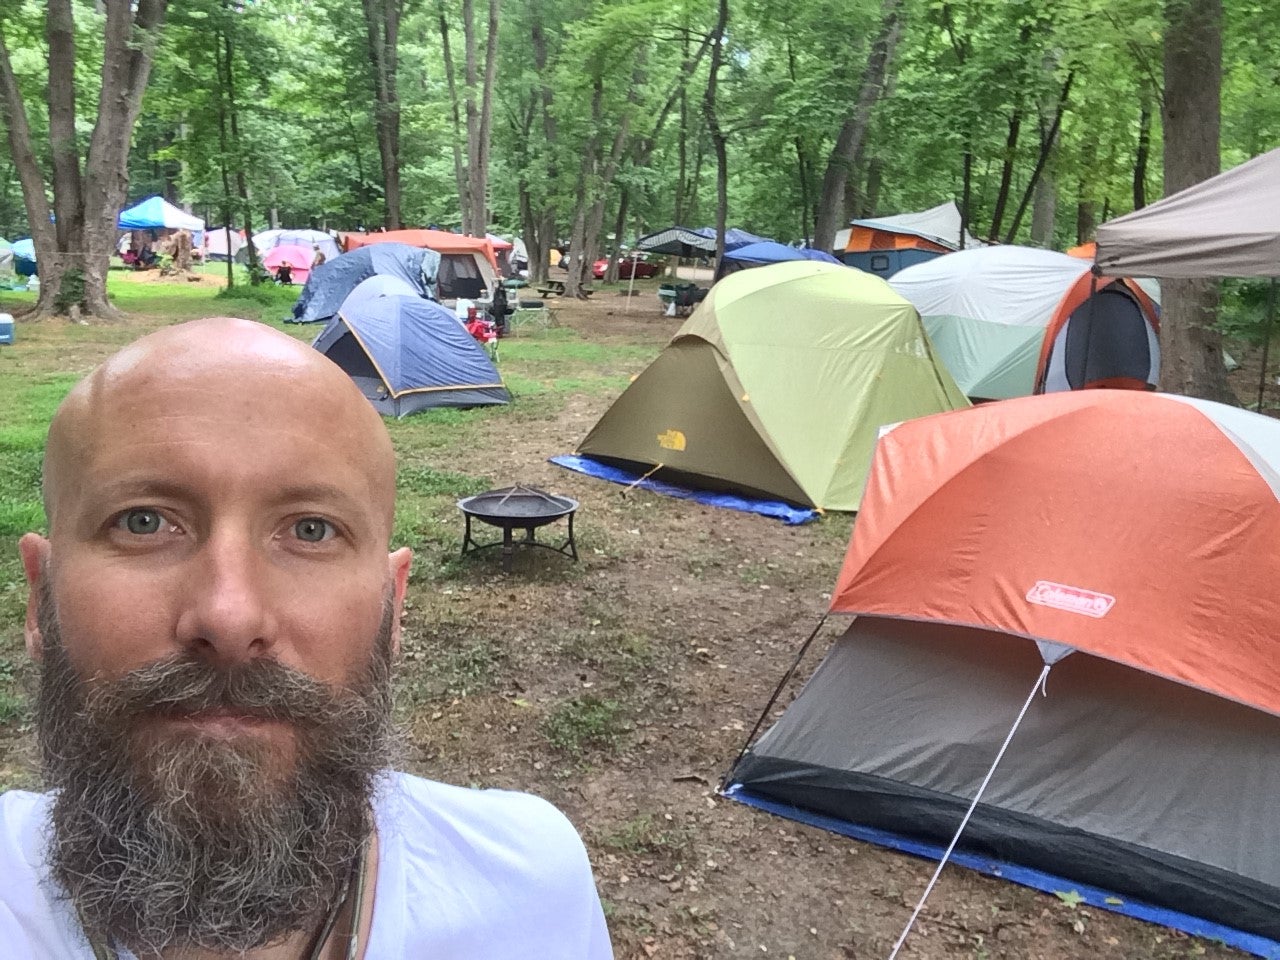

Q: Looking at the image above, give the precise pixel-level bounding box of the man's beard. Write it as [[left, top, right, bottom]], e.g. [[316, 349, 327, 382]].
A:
[[35, 586, 398, 957]]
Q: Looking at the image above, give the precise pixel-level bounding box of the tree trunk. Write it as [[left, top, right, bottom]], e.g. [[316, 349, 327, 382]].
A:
[[220, 26, 259, 282], [361, 0, 404, 229], [527, 8, 557, 283], [0, 0, 169, 320], [461, 0, 500, 236], [605, 186, 630, 283], [438, 0, 469, 226], [1133, 90, 1152, 210], [959, 147, 973, 247], [861, 156, 883, 219], [1075, 181, 1095, 245], [1004, 71, 1074, 243], [702, 0, 731, 267], [987, 109, 1021, 240], [1029, 172, 1056, 247], [1160, 0, 1234, 403], [674, 41, 688, 225], [563, 78, 604, 299], [812, 0, 903, 252]]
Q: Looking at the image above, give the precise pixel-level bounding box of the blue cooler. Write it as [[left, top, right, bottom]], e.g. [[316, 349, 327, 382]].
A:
[[0, 313, 13, 345]]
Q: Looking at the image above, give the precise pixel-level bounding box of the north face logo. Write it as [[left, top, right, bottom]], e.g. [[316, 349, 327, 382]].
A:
[[656, 429, 686, 451], [1026, 581, 1115, 619]]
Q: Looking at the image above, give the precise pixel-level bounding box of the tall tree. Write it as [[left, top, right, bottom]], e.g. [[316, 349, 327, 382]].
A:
[[462, 0, 500, 234], [0, 0, 169, 319], [811, 0, 903, 252], [1159, 0, 1234, 402], [702, 0, 730, 266], [361, 0, 406, 229]]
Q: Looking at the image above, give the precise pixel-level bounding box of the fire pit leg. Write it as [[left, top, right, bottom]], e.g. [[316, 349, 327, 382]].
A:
[[566, 512, 578, 561], [461, 514, 474, 557], [501, 526, 515, 573]]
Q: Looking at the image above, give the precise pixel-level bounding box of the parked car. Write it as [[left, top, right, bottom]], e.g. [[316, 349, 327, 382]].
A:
[[592, 255, 660, 280]]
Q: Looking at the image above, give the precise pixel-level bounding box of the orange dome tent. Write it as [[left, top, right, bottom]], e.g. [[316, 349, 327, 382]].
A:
[[342, 229, 498, 298], [727, 390, 1280, 954]]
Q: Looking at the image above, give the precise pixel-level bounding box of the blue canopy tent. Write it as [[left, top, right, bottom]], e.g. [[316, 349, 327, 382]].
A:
[[715, 241, 842, 280], [290, 244, 440, 324], [118, 196, 205, 234], [312, 295, 509, 416]]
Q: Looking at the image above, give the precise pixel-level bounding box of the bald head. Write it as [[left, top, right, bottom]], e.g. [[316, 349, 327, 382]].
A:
[[43, 317, 398, 537]]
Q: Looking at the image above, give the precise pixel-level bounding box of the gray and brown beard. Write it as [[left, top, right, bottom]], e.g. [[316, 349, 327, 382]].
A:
[[34, 586, 398, 957]]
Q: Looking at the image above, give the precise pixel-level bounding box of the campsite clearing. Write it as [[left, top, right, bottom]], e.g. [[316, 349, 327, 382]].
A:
[[0, 278, 1273, 960]]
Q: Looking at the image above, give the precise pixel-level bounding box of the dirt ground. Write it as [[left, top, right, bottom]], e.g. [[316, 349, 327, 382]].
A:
[[393, 290, 1257, 960]]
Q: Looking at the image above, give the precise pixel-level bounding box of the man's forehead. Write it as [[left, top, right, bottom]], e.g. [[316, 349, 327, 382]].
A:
[[44, 318, 397, 525]]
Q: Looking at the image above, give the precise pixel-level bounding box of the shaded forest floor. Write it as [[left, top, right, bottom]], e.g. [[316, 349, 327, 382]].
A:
[[0, 273, 1270, 959]]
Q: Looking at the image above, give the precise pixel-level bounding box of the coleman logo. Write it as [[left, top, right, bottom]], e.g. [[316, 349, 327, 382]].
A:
[[1026, 581, 1115, 619], [656, 429, 686, 451]]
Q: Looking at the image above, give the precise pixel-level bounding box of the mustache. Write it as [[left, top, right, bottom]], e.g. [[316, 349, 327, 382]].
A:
[[85, 654, 363, 726]]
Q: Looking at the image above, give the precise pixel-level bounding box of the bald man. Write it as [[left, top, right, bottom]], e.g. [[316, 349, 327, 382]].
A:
[[4, 318, 612, 959]]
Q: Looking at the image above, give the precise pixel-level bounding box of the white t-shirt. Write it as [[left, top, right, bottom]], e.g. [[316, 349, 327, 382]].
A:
[[0, 771, 614, 958]]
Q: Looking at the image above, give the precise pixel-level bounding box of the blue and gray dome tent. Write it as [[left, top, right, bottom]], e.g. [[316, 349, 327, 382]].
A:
[[313, 295, 508, 417], [291, 243, 440, 324], [715, 241, 841, 280]]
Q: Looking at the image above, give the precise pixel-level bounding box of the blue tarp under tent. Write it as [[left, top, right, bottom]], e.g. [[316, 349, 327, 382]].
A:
[[117, 196, 206, 234], [290, 244, 441, 324], [715, 241, 842, 280], [312, 294, 508, 416], [635, 226, 773, 258], [549, 455, 819, 525]]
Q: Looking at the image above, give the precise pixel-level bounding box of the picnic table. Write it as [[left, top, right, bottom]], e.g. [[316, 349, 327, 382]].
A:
[[534, 279, 594, 298]]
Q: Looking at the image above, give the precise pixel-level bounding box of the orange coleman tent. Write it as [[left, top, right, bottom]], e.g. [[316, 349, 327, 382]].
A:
[[726, 390, 1280, 953]]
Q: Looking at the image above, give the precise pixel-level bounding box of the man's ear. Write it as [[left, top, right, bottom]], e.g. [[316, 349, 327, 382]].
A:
[[387, 547, 413, 658], [18, 533, 51, 661]]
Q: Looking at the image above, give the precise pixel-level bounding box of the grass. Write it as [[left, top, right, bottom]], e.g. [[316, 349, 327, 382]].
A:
[[541, 695, 628, 756]]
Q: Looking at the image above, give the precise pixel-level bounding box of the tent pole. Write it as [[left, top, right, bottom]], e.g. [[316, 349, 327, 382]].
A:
[[624, 249, 639, 314], [719, 612, 830, 792], [1255, 278, 1278, 412], [886, 662, 1053, 960]]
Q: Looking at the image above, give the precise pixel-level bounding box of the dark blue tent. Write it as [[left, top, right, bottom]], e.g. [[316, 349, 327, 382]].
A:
[[313, 295, 508, 416], [291, 244, 441, 324], [716, 241, 842, 279]]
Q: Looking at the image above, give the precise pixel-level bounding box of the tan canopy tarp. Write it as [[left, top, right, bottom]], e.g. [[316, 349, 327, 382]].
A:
[[1095, 147, 1280, 278]]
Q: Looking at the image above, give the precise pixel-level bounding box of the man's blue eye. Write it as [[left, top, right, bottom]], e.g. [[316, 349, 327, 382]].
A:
[[122, 509, 163, 535], [294, 518, 333, 543]]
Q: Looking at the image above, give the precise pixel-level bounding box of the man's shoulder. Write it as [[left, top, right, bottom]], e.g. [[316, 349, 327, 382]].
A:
[[0, 790, 93, 956], [370, 773, 612, 957], [0, 789, 51, 860], [381, 770, 585, 860]]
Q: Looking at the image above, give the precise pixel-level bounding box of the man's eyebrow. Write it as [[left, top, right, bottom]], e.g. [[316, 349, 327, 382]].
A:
[[263, 483, 369, 514], [84, 479, 368, 514], [87, 478, 202, 505]]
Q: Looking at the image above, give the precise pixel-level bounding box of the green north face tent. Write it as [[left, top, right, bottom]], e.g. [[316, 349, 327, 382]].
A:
[[577, 261, 969, 511]]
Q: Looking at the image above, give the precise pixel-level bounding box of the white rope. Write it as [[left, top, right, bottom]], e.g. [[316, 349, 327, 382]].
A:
[[886, 662, 1053, 960]]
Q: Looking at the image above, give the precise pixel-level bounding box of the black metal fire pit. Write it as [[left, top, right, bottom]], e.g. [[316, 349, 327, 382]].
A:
[[458, 484, 579, 573]]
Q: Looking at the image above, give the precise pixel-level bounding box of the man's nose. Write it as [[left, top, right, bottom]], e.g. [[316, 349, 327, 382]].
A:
[[174, 530, 277, 667]]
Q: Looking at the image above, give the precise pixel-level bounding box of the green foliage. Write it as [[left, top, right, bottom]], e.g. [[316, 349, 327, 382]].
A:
[[542, 695, 627, 755]]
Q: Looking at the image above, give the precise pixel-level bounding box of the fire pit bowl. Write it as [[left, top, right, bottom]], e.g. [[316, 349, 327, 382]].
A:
[[458, 484, 579, 573]]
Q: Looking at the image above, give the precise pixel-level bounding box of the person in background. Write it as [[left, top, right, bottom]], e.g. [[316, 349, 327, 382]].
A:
[[3, 318, 611, 960]]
